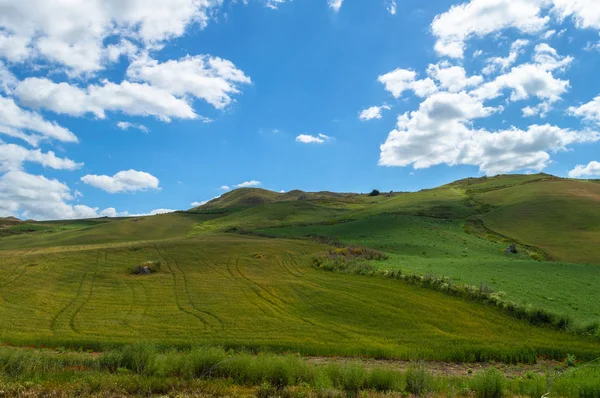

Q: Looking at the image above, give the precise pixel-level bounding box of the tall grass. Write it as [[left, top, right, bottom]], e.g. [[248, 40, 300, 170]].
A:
[[0, 345, 599, 397]]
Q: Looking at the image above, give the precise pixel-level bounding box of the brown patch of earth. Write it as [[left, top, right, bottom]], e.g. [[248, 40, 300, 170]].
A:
[[305, 356, 559, 378]]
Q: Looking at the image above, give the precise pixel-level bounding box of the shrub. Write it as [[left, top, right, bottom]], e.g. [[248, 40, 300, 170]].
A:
[[120, 343, 157, 374], [366, 367, 403, 391], [368, 189, 380, 197], [471, 368, 505, 398], [405, 362, 433, 396], [324, 363, 366, 393]]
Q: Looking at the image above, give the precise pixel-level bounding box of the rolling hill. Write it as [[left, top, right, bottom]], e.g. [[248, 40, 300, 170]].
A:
[[0, 173, 599, 370]]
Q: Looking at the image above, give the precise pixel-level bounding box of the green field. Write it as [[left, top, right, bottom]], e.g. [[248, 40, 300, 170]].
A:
[[1, 174, 600, 395]]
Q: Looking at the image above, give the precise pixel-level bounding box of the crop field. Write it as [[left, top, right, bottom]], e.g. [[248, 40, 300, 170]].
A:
[[1, 232, 599, 363]]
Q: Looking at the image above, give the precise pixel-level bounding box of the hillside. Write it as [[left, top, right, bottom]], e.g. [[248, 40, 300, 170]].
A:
[[0, 173, 599, 377]]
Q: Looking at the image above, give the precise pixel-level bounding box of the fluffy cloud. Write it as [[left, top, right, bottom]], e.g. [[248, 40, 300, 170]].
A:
[[552, 0, 600, 30], [126, 54, 251, 109], [117, 121, 149, 133], [483, 39, 529, 75], [359, 105, 390, 121], [568, 161, 600, 178], [431, 0, 600, 59], [81, 169, 160, 193], [427, 62, 483, 92], [0, 0, 225, 74], [568, 96, 600, 124], [236, 180, 261, 188], [431, 0, 548, 59], [0, 96, 78, 145], [328, 0, 343, 12], [296, 133, 333, 144], [0, 62, 17, 94], [378, 90, 599, 174], [379, 91, 499, 170], [15, 78, 196, 121], [378, 68, 437, 98], [0, 143, 81, 172], [220, 185, 231, 190], [472, 47, 571, 104], [0, 170, 118, 220]]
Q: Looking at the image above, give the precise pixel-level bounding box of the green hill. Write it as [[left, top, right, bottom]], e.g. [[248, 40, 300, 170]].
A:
[[0, 173, 599, 369]]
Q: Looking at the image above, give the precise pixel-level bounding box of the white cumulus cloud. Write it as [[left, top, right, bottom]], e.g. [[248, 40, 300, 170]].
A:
[[236, 180, 261, 188], [359, 105, 391, 121], [126, 54, 252, 110], [81, 169, 160, 193], [296, 133, 333, 144], [568, 161, 600, 178]]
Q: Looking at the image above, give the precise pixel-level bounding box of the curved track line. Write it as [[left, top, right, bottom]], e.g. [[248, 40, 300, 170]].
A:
[[50, 251, 100, 335], [154, 244, 210, 329], [70, 250, 104, 333]]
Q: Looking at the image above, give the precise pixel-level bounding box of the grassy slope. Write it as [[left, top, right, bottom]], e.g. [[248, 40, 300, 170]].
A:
[[1, 174, 600, 362], [0, 234, 597, 361], [258, 215, 600, 324], [0, 213, 213, 250], [475, 179, 600, 264]]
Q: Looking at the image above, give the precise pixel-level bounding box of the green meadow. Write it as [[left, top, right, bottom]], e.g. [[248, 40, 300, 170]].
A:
[[1, 173, 600, 396]]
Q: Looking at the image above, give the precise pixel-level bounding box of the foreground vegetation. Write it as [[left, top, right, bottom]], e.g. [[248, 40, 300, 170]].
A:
[[1, 344, 599, 397]]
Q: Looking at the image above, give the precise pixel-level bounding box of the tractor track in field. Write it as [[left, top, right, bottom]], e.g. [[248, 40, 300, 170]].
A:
[[122, 278, 148, 328], [154, 244, 212, 330], [70, 251, 104, 333], [225, 255, 271, 317], [277, 255, 303, 278], [50, 251, 101, 335], [0, 259, 28, 289], [193, 250, 230, 279], [171, 256, 224, 330], [232, 255, 321, 328]]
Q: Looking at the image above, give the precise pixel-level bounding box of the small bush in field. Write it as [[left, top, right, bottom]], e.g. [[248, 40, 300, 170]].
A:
[[368, 189, 380, 197], [405, 362, 433, 396], [471, 368, 505, 398]]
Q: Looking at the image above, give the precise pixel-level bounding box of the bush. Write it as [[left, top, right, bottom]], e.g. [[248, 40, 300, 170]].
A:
[[368, 189, 380, 197], [366, 367, 403, 391], [120, 343, 157, 374], [405, 362, 433, 396], [324, 363, 366, 393], [471, 368, 505, 398]]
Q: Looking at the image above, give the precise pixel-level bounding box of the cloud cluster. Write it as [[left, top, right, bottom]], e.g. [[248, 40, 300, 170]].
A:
[[0, 171, 112, 220], [375, 0, 600, 176], [0, 0, 257, 219], [432, 0, 600, 59], [378, 40, 599, 175]]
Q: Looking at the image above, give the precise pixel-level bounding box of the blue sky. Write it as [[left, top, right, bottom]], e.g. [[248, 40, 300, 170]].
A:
[[1, 0, 600, 219]]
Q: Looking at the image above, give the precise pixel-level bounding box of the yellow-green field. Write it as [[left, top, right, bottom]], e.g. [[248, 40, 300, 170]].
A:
[[3, 233, 597, 362], [1, 174, 600, 378]]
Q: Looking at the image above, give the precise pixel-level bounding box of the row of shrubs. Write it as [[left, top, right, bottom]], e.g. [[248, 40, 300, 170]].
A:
[[2, 344, 600, 397], [312, 250, 600, 339]]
